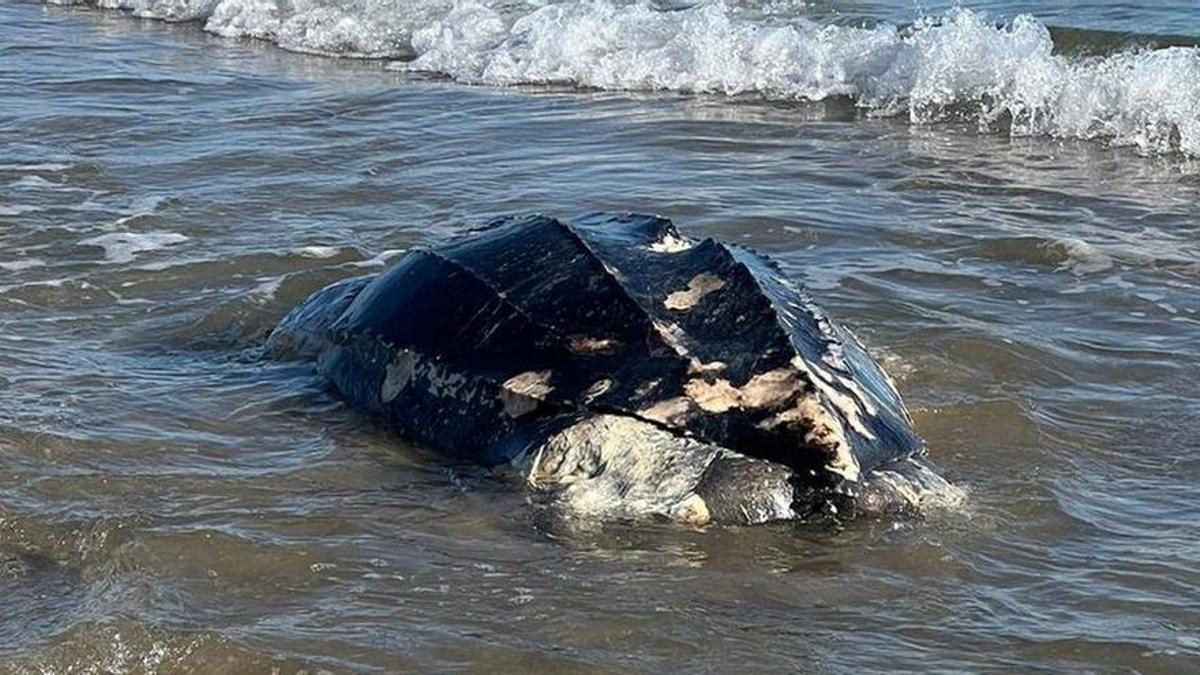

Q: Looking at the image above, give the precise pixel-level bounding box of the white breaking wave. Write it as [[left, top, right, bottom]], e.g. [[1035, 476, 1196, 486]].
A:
[[295, 245, 343, 258], [52, 0, 1200, 156], [79, 231, 189, 263], [1054, 237, 1116, 276]]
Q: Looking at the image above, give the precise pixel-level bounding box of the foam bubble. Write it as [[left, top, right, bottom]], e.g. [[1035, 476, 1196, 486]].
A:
[[349, 248, 408, 267], [1055, 238, 1115, 276], [250, 275, 284, 301], [296, 245, 342, 258], [78, 231, 189, 264]]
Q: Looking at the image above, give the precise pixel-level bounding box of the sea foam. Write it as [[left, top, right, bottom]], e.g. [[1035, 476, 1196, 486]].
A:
[[51, 0, 1200, 156], [79, 231, 189, 264]]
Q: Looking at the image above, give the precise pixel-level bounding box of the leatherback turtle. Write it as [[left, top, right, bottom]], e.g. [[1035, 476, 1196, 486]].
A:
[[267, 213, 951, 525]]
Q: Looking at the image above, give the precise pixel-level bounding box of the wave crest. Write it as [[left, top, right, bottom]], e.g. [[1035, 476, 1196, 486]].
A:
[[405, 2, 1200, 156], [55, 0, 1200, 156]]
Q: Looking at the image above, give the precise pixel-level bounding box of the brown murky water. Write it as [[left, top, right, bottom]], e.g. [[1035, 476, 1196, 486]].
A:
[[2, 2, 1199, 672]]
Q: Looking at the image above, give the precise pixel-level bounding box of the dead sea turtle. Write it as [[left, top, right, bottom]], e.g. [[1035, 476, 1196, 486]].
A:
[[267, 213, 952, 525]]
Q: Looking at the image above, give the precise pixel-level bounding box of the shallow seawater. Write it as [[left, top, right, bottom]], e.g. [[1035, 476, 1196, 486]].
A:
[[2, 0, 1200, 671]]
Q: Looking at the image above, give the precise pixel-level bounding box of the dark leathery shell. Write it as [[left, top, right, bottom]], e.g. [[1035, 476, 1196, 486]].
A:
[[286, 213, 926, 485]]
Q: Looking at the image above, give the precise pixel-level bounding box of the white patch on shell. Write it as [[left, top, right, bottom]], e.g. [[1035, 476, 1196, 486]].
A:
[[500, 370, 553, 418], [683, 368, 800, 414], [380, 350, 418, 403], [583, 378, 613, 402], [834, 373, 879, 418], [808, 303, 841, 343], [568, 335, 619, 355], [880, 363, 904, 399], [758, 394, 861, 482], [791, 356, 877, 439], [373, 348, 482, 410], [739, 369, 801, 409], [422, 363, 470, 400], [803, 355, 880, 418], [683, 378, 742, 414], [503, 370, 553, 397], [651, 320, 690, 357], [821, 347, 848, 372], [687, 359, 728, 376], [634, 378, 662, 397], [648, 232, 693, 253], [601, 261, 624, 281], [664, 273, 726, 311], [638, 396, 693, 426]]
